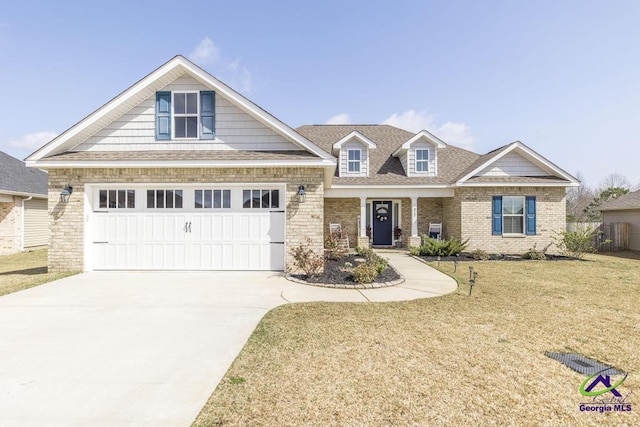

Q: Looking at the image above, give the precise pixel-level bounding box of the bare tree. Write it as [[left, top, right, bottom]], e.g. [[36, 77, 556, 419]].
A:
[[597, 173, 633, 193], [566, 171, 595, 222]]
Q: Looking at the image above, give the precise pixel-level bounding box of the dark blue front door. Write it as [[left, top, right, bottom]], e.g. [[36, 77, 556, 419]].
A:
[[372, 201, 393, 245]]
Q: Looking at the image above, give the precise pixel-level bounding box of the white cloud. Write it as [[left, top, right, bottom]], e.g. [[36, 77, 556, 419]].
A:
[[382, 109, 475, 149], [325, 113, 352, 125], [188, 37, 253, 94], [7, 131, 58, 150], [188, 37, 220, 66]]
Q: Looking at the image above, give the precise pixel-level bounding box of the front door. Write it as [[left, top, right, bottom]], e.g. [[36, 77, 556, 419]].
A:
[[372, 200, 393, 245]]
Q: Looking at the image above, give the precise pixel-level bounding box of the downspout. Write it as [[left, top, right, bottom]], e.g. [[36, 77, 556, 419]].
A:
[[21, 196, 33, 252]]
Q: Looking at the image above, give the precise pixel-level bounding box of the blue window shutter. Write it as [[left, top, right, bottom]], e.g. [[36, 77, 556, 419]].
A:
[[492, 196, 502, 235], [200, 91, 215, 139], [156, 92, 171, 140], [526, 196, 536, 235]]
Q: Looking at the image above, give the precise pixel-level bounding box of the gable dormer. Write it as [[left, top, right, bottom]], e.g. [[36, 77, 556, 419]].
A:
[[392, 130, 446, 177], [332, 131, 377, 177]]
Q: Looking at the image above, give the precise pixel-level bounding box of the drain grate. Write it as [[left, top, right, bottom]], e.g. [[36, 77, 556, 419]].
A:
[[545, 352, 623, 376]]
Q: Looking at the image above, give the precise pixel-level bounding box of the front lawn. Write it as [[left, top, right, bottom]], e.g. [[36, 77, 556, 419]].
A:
[[194, 252, 639, 426], [0, 249, 76, 297]]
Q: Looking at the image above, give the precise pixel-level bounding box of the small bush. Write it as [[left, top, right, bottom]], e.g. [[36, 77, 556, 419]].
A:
[[553, 226, 604, 259], [522, 248, 546, 260], [408, 246, 421, 256], [290, 238, 324, 277], [325, 231, 348, 260], [470, 249, 490, 260], [414, 236, 469, 256], [352, 263, 378, 284], [353, 247, 389, 281]]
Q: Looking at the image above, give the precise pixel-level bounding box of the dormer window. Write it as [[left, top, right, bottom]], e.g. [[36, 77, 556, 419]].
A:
[[347, 149, 361, 173], [416, 149, 429, 172], [156, 91, 215, 140]]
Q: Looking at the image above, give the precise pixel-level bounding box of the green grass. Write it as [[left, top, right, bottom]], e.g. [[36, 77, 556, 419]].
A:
[[194, 252, 640, 426], [0, 249, 77, 297]]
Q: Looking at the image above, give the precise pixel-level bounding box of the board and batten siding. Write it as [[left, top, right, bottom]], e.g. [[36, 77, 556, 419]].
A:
[[23, 198, 49, 248], [339, 140, 369, 177], [603, 210, 640, 251], [406, 141, 436, 177], [73, 74, 299, 151], [478, 151, 548, 177]]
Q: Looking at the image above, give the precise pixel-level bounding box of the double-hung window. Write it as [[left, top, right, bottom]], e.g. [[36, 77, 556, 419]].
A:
[[415, 149, 429, 172], [492, 196, 536, 236], [173, 92, 198, 138], [347, 149, 361, 173], [156, 91, 215, 140]]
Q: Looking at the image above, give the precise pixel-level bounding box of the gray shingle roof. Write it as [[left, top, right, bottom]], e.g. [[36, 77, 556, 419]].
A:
[[599, 190, 640, 211], [0, 151, 47, 196], [296, 125, 480, 185], [41, 150, 319, 162], [464, 176, 571, 184]]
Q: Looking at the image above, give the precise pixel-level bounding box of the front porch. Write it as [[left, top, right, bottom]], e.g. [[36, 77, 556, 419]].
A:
[[323, 194, 457, 249]]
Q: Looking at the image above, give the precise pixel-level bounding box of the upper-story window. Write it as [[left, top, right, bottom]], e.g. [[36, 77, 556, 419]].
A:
[[173, 92, 198, 138], [347, 149, 361, 173], [416, 149, 429, 172], [156, 91, 215, 140]]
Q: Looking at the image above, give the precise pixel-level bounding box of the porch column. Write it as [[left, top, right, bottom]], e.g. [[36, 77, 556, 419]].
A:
[[357, 196, 370, 248], [409, 196, 421, 247]]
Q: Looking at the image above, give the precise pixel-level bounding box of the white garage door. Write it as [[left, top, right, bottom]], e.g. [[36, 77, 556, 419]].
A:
[[88, 186, 285, 271]]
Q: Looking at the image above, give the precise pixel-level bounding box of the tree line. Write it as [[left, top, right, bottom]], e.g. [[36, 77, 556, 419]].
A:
[[567, 173, 639, 222]]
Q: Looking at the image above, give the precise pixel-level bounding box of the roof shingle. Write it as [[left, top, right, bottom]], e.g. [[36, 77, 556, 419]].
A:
[[0, 151, 47, 196], [296, 125, 480, 185], [599, 190, 640, 211]]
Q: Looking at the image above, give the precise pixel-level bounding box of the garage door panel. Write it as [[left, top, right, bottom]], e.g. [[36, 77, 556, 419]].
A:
[[91, 191, 284, 270]]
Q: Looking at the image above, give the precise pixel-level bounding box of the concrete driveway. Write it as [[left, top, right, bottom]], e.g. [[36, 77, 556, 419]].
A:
[[0, 253, 456, 426]]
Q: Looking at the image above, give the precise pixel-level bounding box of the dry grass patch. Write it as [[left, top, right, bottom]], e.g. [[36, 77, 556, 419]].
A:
[[0, 249, 76, 296], [194, 253, 640, 426]]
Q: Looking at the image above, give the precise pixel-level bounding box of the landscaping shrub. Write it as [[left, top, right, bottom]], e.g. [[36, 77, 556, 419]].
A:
[[290, 238, 324, 277], [414, 236, 469, 256], [351, 263, 378, 284], [325, 231, 348, 260], [352, 247, 389, 282], [522, 248, 546, 260], [470, 249, 490, 260], [553, 226, 605, 259]]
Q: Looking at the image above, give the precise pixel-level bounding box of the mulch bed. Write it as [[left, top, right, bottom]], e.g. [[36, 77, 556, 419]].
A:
[[416, 253, 574, 262], [291, 254, 401, 285]]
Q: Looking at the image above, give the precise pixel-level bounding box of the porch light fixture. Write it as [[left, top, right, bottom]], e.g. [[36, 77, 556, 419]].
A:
[[297, 185, 306, 203], [60, 184, 73, 204]]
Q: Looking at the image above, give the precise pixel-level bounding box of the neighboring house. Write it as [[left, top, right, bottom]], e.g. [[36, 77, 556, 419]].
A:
[[599, 190, 640, 251], [25, 56, 578, 272], [0, 152, 49, 255]]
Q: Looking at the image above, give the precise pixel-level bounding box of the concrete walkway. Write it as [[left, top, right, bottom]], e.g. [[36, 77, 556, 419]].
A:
[[0, 252, 455, 427], [281, 250, 457, 303]]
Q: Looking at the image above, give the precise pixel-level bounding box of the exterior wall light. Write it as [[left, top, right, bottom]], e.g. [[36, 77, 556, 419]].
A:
[[297, 185, 306, 203], [60, 185, 73, 204]]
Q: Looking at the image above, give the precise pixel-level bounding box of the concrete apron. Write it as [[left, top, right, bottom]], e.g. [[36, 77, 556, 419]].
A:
[[0, 254, 455, 426]]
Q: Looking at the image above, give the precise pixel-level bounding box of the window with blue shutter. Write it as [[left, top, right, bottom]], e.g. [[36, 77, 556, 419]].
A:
[[156, 92, 171, 140], [492, 196, 502, 235], [526, 196, 536, 235], [200, 91, 215, 139]]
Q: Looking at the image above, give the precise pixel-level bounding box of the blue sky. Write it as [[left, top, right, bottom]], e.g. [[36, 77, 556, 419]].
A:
[[1, 0, 639, 188]]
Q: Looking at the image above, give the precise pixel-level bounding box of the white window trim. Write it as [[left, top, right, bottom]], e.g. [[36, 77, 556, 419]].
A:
[[502, 195, 525, 236], [347, 149, 361, 173], [172, 91, 200, 140], [415, 149, 429, 173]]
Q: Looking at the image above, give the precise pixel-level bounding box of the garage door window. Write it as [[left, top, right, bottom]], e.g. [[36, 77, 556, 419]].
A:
[[195, 189, 231, 209], [99, 189, 135, 209], [147, 189, 183, 209], [243, 189, 280, 209]]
